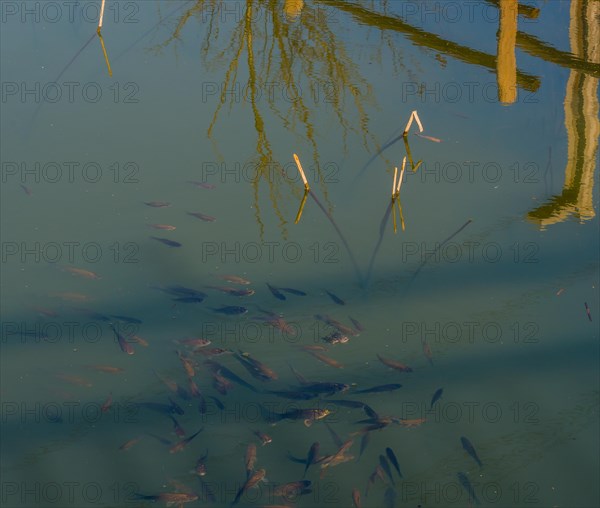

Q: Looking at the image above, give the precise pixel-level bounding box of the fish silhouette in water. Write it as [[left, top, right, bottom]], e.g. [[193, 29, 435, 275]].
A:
[[144, 201, 171, 207], [187, 211, 216, 222], [279, 287, 307, 296], [353, 384, 402, 394], [204, 360, 258, 392], [379, 455, 395, 485], [431, 388, 444, 408], [303, 442, 320, 477], [211, 306, 247, 315], [457, 471, 480, 505], [325, 290, 345, 305], [110, 325, 134, 355], [150, 236, 182, 247], [174, 296, 204, 303], [385, 447, 402, 478], [266, 283, 286, 300], [460, 436, 483, 467]]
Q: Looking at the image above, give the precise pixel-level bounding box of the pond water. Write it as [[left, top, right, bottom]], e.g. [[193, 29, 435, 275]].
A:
[[1, 1, 598, 507]]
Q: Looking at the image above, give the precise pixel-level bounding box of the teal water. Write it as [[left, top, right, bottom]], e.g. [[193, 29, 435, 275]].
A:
[[1, 1, 599, 507]]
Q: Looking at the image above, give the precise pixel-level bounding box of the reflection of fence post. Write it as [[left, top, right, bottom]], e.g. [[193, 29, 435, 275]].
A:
[[497, 0, 518, 104]]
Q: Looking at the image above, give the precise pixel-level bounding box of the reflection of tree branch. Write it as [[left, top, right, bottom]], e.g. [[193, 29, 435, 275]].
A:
[[316, 0, 541, 91]]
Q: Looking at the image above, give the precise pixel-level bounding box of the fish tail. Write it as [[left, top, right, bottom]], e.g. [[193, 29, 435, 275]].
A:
[[259, 404, 281, 423]]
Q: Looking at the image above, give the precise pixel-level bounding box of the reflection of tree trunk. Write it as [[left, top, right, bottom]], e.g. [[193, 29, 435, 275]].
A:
[[497, 0, 517, 104], [527, 0, 599, 227]]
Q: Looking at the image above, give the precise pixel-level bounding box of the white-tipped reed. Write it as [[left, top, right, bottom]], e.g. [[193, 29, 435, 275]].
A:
[[403, 110, 424, 136], [98, 0, 106, 31], [293, 153, 309, 190], [395, 157, 407, 196]]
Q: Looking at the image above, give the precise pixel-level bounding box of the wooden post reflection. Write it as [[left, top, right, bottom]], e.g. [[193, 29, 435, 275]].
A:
[[284, 0, 304, 21], [527, 0, 598, 227], [497, 0, 518, 104]]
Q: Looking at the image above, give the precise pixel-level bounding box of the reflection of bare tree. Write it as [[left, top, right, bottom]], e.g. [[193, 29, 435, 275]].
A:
[[155, 0, 376, 238], [528, 0, 598, 228]]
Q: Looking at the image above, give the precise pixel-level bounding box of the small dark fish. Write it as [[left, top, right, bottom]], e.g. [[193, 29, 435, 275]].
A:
[[110, 325, 134, 355], [253, 429, 272, 446], [385, 447, 402, 478], [353, 384, 402, 394], [234, 351, 278, 381], [174, 296, 204, 303], [295, 382, 349, 396], [352, 488, 361, 508], [359, 432, 370, 458], [267, 390, 316, 400], [326, 399, 371, 410], [137, 402, 183, 415], [144, 201, 171, 207], [304, 442, 320, 477], [349, 316, 364, 332], [379, 455, 395, 485], [195, 347, 232, 357], [204, 360, 258, 392], [150, 236, 181, 247], [209, 396, 225, 410], [461, 436, 483, 467], [383, 486, 397, 508], [262, 406, 331, 427], [187, 211, 216, 222], [362, 405, 380, 419], [110, 314, 142, 324], [585, 302, 592, 321], [147, 433, 173, 446], [20, 184, 32, 195], [325, 290, 345, 305], [431, 388, 443, 408], [324, 423, 344, 448], [286, 451, 308, 464], [169, 415, 186, 437], [161, 285, 207, 298], [168, 396, 185, 415], [457, 472, 480, 505], [169, 427, 203, 454], [187, 180, 216, 190], [211, 305, 247, 315], [266, 283, 286, 301], [279, 287, 307, 296]]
